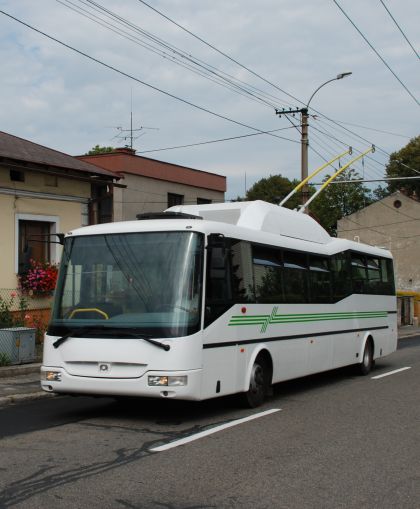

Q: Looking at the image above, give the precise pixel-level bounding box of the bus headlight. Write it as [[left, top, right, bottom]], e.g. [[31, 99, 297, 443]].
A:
[[148, 375, 187, 386], [44, 371, 62, 382]]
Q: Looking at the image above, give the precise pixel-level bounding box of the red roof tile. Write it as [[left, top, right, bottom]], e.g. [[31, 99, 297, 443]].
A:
[[78, 150, 226, 192]]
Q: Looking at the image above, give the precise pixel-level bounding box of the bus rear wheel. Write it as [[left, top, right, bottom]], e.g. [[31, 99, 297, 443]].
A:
[[358, 340, 374, 375], [241, 358, 269, 408]]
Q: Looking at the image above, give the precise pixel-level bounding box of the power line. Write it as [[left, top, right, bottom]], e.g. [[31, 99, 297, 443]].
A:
[[56, 0, 279, 110], [325, 119, 411, 139], [333, 0, 420, 106], [138, 126, 296, 154], [136, 0, 420, 178], [0, 9, 300, 147], [314, 117, 420, 176], [136, 0, 304, 108], [64, 0, 299, 113], [379, 0, 420, 61]]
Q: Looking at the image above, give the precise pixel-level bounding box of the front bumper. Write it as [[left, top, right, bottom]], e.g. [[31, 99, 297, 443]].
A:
[[40, 366, 203, 400]]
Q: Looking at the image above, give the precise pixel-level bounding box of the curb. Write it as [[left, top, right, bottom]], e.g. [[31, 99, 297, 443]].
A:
[[0, 363, 41, 379], [0, 391, 55, 408]]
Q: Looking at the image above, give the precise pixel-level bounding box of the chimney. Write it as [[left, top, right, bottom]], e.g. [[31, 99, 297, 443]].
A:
[[114, 147, 136, 155]]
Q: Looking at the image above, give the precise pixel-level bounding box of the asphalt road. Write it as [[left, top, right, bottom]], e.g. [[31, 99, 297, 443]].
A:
[[0, 337, 419, 509]]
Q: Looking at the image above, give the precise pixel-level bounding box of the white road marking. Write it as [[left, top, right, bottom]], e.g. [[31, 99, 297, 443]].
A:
[[371, 367, 411, 379], [150, 408, 281, 452]]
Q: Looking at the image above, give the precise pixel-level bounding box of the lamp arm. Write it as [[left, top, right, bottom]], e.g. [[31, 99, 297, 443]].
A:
[[306, 78, 338, 109]]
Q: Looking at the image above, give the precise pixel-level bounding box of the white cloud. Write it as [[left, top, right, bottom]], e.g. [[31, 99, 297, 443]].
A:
[[0, 0, 418, 199]]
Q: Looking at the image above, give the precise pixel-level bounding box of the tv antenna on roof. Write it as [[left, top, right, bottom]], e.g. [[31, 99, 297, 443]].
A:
[[111, 90, 159, 149]]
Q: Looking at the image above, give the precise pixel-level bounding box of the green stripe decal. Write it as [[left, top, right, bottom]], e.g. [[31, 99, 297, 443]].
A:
[[228, 308, 388, 333]]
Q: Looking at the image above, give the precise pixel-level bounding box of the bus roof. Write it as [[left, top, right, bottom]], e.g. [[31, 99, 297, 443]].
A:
[[169, 201, 331, 243], [67, 201, 392, 259]]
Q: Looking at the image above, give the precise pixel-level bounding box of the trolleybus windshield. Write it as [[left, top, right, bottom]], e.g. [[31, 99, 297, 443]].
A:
[[49, 231, 204, 338]]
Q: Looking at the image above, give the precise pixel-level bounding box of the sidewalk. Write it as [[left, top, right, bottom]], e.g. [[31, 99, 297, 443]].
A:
[[0, 326, 419, 407], [0, 362, 50, 407]]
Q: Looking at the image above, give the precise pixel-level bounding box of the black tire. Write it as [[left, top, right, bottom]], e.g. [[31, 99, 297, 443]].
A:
[[241, 358, 269, 408], [358, 340, 374, 375]]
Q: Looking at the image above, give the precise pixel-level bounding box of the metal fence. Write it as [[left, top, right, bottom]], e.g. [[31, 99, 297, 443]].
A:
[[0, 288, 51, 365]]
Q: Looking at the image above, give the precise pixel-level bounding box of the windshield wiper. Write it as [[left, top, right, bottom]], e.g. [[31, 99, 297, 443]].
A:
[[52, 327, 170, 351], [101, 328, 171, 351], [53, 327, 107, 349]]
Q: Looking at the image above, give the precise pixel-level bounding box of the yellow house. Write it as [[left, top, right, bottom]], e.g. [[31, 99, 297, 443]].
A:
[[0, 131, 119, 290]]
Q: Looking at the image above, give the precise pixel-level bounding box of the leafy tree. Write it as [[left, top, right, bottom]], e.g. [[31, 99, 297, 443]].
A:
[[372, 185, 391, 201], [85, 145, 114, 155], [310, 168, 372, 235], [245, 174, 301, 209], [385, 135, 420, 198]]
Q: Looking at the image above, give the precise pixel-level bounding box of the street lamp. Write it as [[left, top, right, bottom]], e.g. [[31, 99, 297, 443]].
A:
[[301, 72, 352, 206]]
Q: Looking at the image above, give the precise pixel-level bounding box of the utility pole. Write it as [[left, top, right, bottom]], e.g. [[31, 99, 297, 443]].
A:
[[275, 72, 352, 210], [300, 107, 309, 204]]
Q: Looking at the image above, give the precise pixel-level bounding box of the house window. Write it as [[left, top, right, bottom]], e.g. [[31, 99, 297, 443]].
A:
[[168, 193, 184, 208], [18, 220, 51, 273], [15, 214, 59, 274], [10, 170, 25, 182], [197, 197, 212, 204], [89, 184, 113, 224]]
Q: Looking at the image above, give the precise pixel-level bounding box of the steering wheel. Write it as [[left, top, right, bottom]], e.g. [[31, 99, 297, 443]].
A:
[[68, 308, 110, 320]]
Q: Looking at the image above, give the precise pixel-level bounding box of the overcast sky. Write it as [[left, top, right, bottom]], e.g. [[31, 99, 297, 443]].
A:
[[0, 0, 418, 201]]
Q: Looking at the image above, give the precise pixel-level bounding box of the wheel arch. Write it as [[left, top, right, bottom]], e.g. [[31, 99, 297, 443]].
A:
[[359, 333, 375, 361], [242, 346, 273, 392]]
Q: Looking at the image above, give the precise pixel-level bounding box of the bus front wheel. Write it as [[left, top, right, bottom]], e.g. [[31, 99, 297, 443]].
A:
[[241, 358, 269, 408]]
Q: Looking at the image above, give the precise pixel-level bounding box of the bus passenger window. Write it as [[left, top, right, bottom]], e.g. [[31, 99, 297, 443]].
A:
[[252, 246, 283, 303], [351, 254, 368, 294], [331, 253, 351, 301], [366, 257, 381, 294], [380, 258, 396, 295], [231, 241, 255, 303], [205, 240, 232, 327], [283, 251, 308, 303], [309, 256, 331, 303]]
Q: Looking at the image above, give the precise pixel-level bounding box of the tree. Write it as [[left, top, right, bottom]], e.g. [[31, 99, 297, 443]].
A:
[[310, 168, 372, 235], [385, 135, 420, 198], [245, 174, 301, 209], [85, 145, 114, 155]]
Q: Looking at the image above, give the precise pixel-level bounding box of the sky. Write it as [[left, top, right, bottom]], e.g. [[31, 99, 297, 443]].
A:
[[0, 0, 419, 201]]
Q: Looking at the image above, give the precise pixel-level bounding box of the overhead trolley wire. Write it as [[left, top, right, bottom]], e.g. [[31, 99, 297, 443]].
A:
[[67, 0, 298, 112], [136, 0, 304, 108], [379, 0, 420, 61], [137, 126, 297, 154], [333, 0, 420, 106], [0, 9, 301, 147], [57, 0, 281, 110], [324, 119, 411, 139], [136, 0, 419, 177]]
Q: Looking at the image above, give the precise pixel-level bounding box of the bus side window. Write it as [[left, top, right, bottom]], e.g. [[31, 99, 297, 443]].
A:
[[380, 258, 396, 295], [231, 241, 255, 303], [351, 254, 368, 294], [309, 255, 331, 303], [252, 245, 283, 303], [366, 257, 381, 294], [283, 250, 308, 303], [331, 252, 351, 301], [205, 237, 237, 327]]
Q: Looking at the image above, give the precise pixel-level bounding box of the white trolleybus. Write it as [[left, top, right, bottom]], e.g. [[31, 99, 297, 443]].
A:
[[42, 201, 397, 407]]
